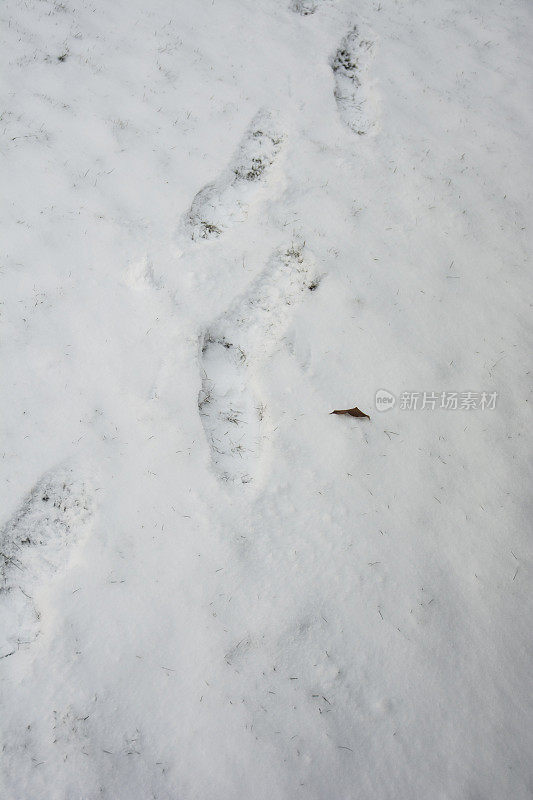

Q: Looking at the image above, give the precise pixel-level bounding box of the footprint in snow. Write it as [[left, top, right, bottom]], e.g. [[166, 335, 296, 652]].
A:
[[331, 26, 377, 135], [181, 109, 284, 243], [290, 0, 320, 15], [0, 467, 94, 657], [198, 243, 322, 485]]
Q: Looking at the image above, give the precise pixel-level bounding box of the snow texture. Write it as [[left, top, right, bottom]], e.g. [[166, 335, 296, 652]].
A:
[[1, 0, 532, 797]]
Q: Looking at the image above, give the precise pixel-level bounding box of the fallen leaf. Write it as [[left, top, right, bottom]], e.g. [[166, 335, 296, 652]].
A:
[[330, 407, 370, 419]]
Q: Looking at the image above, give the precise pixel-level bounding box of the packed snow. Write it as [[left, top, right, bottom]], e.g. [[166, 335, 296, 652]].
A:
[[1, 0, 532, 797]]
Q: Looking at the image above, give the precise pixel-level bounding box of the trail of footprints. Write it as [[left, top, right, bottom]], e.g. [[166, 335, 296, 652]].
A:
[[182, 23, 376, 484], [0, 467, 93, 657], [190, 24, 377, 483], [1, 29, 376, 649], [183, 110, 283, 242], [199, 244, 321, 484], [181, 26, 376, 248]]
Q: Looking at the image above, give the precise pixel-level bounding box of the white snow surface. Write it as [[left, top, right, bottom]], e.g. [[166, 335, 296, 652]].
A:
[[1, 0, 532, 797]]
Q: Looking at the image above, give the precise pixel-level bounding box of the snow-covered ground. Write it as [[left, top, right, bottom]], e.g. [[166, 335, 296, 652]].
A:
[[1, 0, 532, 797]]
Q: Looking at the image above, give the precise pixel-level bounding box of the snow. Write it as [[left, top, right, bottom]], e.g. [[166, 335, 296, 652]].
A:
[[1, 0, 532, 797]]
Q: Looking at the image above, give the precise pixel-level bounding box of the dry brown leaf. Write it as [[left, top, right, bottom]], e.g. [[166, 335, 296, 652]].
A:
[[330, 407, 370, 420]]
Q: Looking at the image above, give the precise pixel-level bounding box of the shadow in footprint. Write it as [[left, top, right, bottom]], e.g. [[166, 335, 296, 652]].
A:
[[198, 243, 323, 485]]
